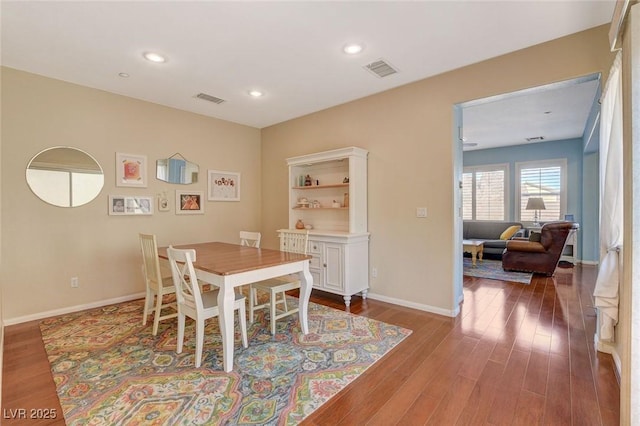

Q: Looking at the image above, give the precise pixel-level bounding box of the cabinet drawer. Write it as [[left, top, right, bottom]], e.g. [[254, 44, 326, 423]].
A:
[[309, 254, 322, 269], [308, 240, 322, 254]]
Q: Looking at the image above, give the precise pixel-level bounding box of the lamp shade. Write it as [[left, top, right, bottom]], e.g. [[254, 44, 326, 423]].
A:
[[526, 197, 546, 210]]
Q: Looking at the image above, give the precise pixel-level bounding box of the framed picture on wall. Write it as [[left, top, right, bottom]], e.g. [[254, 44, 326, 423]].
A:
[[176, 190, 205, 215], [564, 214, 575, 221], [108, 195, 153, 215], [208, 170, 240, 201], [116, 152, 147, 187], [158, 192, 170, 212]]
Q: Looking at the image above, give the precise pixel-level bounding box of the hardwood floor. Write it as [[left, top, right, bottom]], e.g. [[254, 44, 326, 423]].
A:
[[2, 264, 619, 425]]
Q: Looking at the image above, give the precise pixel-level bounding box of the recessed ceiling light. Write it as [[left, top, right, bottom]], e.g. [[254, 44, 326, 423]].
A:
[[248, 90, 264, 98], [343, 43, 364, 55], [118, 72, 130, 78], [143, 52, 167, 63]]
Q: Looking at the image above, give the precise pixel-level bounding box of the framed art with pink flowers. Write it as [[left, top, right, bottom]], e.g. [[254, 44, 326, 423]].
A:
[[116, 152, 147, 187]]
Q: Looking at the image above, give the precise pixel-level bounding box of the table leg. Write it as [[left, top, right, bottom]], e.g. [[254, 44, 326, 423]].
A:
[[478, 248, 483, 263], [217, 282, 236, 373], [471, 247, 477, 266], [298, 261, 312, 335]]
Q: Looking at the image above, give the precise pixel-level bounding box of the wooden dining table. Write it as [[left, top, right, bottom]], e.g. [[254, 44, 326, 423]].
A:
[[158, 241, 312, 372]]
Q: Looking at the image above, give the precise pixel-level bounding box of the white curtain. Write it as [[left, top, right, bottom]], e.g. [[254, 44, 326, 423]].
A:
[[594, 51, 623, 342]]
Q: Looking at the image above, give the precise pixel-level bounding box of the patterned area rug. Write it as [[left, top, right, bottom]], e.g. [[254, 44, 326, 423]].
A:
[[463, 257, 533, 284], [40, 297, 411, 425]]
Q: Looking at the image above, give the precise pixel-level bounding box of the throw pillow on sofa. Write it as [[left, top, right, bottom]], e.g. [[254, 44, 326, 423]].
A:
[[529, 231, 542, 242], [500, 225, 521, 240]]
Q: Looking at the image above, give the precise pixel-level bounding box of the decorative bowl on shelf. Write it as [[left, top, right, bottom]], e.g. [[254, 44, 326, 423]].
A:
[[304, 224, 313, 230]]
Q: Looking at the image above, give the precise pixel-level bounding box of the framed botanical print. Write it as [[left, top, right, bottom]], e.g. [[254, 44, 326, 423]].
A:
[[208, 170, 240, 201]]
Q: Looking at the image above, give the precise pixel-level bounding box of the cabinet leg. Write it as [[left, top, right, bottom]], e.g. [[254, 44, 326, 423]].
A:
[[343, 295, 352, 308], [361, 289, 368, 299]]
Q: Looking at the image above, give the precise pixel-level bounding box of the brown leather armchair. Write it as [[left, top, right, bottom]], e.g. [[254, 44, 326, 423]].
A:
[[502, 221, 579, 276]]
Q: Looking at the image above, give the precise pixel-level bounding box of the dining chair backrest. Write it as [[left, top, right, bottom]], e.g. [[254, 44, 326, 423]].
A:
[[167, 246, 202, 313], [139, 233, 163, 292], [279, 230, 309, 254], [249, 229, 310, 334], [240, 231, 262, 248]]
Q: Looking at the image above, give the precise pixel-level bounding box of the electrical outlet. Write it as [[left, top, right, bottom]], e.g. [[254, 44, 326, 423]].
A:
[[372, 267, 378, 278], [416, 207, 427, 218], [71, 277, 79, 288]]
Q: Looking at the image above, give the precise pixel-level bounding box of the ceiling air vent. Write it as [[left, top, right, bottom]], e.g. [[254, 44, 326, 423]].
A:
[[364, 59, 398, 78], [525, 136, 545, 142], [195, 93, 225, 104]]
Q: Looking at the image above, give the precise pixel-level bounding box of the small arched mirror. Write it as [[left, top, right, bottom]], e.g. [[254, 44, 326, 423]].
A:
[[26, 146, 104, 207]]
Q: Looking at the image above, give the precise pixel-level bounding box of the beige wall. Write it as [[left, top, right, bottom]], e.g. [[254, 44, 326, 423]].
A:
[[261, 25, 614, 314], [1, 68, 262, 321], [0, 25, 615, 321]]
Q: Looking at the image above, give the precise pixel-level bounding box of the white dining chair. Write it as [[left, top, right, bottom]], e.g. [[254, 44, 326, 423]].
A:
[[239, 231, 262, 299], [250, 230, 309, 335], [239, 231, 262, 248], [167, 246, 248, 368], [139, 233, 177, 335]]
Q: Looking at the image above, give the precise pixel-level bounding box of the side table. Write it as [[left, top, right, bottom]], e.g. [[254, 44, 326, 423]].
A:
[[463, 239, 484, 267]]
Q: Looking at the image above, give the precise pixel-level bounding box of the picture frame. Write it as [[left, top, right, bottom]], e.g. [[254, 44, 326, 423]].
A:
[[208, 170, 240, 201], [116, 152, 147, 187], [176, 190, 205, 215], [158, 194, 170, 212], [108, 195, 154, 216], [564, 214, 575, 221]]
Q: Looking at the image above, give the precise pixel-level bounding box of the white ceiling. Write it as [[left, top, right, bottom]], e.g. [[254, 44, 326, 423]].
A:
[[1, 1, 614, 145], [461, 75, 601, 151]]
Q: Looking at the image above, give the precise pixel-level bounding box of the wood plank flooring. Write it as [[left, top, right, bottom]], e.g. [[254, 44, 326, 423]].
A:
[[2, 264, 619, 425]]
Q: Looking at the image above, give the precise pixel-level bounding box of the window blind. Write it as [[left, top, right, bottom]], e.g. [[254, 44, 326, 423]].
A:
[[519, 165, 562, 222], [462, 166, 506, 220]]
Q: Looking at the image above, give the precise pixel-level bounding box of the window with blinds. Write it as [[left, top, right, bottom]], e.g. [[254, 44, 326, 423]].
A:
[[516, 159, 567, 223], [462, 164, 508, 220]]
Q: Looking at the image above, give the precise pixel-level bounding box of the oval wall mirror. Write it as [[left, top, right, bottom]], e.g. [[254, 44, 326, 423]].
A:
[[156, 153, 199, 184], [26, 146, 104, 207]]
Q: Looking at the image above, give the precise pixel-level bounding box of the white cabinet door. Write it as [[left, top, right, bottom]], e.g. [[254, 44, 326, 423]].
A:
[[323, 243, 344, 292], [282, 231, 368, 307]]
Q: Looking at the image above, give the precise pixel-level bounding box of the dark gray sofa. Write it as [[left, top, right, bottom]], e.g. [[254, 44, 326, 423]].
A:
[[463, 220, 523, 256]]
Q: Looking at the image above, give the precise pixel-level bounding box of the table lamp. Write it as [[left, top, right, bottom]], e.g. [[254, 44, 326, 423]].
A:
[[526, 197, 546, 227]]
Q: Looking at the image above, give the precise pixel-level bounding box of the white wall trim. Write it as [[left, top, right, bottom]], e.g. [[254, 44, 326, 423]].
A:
[[367, 292, 460, 317], [595, 335, 622, 382], [3, 292, 145, 326]]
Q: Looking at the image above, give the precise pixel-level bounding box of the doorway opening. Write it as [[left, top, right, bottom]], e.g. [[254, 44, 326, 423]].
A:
[[452, 73, 602, 304]]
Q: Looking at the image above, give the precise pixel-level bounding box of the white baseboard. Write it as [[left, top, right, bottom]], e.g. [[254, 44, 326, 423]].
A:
[[3, 292, 146, 326], [580, 260, 599, 266], [367, 292, 459, 317], [594, 334, 622, 382]]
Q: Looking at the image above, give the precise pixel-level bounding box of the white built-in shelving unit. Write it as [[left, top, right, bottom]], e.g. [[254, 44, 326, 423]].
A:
[[279, 146, 369, 307]]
